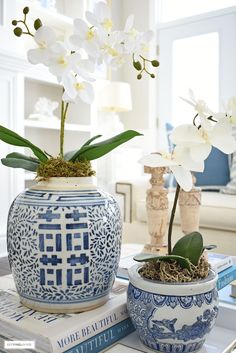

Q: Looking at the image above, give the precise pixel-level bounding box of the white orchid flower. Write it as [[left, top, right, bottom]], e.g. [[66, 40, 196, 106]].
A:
[[73, 58, 95, 82], [173, 145, 205, 172], [139, 152, 196, 192], [86, 1, 113, 33], [123, 23, 154, 61], [99, 31, 126, 69], [170, 120, 236, 163], [122, 13, 154, 59], [214, 97, 236, 125], [226, 97, 236, 124], [27, 26, 57, 66], [180, 89, 213, 118], [47, 42, 73, 81], [62, 74, 94, 104], [69, 19, 100, 58]]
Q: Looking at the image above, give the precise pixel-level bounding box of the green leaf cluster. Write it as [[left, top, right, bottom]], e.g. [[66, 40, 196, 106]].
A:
[[0, 125, 142, 174], [134, 232, 204, 270], [66, 130, 142, 162]]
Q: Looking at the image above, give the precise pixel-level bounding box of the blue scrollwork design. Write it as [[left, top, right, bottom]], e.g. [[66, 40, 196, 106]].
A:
[[7, 188, 122, 305], [127, 282, 219, 353]]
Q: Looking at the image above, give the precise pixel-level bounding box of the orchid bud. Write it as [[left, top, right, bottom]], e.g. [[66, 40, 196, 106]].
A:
[[151, 60, 159, 67], [23, 7, 29, 14], [12, 20, 17, 26], [133, 61, 142, 71], [137, 74, 142, 80], [14, 27, 22, 37], [151, 74, 155, 78], [34, 18, 42, 30]]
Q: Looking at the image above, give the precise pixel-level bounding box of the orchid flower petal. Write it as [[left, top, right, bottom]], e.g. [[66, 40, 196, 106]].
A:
[[78, 82, 94, 104], [34, 26, 56, 47], [27, 48, 46, 65], [199, 116, 213, 131], [170, 124, 204, 145], [173, 146, 205, 172], [139, 153, 177, 168], [170, 166, 193, 192], [124, 14, 134, 32], [73, 18, 88, 37], [189, 143, 212, 162], [211, 134, 236, 154], [179, 96, 195, 107], [210, 119, 236, 153], [188, 88, 195, 102], [85, 11, 98, 27]]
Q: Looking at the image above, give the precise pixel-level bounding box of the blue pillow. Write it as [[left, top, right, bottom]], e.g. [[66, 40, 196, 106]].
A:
[[194, 147, 230, 190], [165, 122, 174, 152]]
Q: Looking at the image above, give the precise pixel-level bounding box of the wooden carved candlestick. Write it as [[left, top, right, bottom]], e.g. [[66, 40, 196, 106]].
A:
[[178, 176, 201, 234], [143, 166, 168, 253]]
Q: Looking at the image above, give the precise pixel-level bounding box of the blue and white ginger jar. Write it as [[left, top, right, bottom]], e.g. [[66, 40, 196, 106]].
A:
[[127, 264, 218, 353], [7, 177, 122, 313]]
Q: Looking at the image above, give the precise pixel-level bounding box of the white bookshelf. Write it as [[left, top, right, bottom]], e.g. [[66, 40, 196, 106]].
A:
[[24, 119, 91, 132]]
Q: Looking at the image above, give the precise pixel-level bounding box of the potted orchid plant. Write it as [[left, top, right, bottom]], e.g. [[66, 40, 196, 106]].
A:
[[0, 3, 159, 314], [127, 92, 236, 353], [1, 4, 159, 176]]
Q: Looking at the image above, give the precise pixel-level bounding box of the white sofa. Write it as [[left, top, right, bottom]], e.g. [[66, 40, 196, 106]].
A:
[[116, 177, 236, 256]]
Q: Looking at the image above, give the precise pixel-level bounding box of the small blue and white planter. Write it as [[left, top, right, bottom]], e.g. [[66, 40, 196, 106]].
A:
[[7, 177, 122, 313], [127, 264, 219, 353]]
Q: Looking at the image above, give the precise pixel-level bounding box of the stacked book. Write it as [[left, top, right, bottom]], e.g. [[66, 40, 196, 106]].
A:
[[117, 243, 236, 290], [207, 252, 236, 290], [0, 275, 134, 353]]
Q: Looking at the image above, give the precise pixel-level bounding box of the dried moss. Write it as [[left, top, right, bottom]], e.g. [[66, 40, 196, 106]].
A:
[[36, 158, 96, 179], [139, 256, 210, 283]]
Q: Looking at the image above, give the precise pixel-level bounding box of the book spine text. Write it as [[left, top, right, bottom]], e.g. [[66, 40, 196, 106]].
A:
[[63, 318, 134, 353]]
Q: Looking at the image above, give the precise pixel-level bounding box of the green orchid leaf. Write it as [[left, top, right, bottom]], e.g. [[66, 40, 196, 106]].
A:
[[0, 125, 48, 161], [171, 232, 204, 266], [1, 152, 40, 172], [64, 134, 102, 161], [203, 244, 217, 252], [81, 134, 103, 147], [5, 152, 40, 162], [133, 253, 191, 270], [70, 130, 142, 162]]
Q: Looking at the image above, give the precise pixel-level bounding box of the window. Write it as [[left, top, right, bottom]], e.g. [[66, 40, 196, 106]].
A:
[[160, 0, 236, 22], [157, 7, 236, 147], [172, 33, 219, 126]]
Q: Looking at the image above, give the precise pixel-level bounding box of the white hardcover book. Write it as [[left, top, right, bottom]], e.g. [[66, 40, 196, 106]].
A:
[[117, 244, 144, 279], [207, 252, 233, 273], [0, 275, 130, 353]]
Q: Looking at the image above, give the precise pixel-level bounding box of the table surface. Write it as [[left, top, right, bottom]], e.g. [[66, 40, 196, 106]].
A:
[[117, 326, 236, 353]]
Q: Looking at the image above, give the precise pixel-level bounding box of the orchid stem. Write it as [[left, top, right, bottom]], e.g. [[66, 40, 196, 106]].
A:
[[168, 183, 180, 255], [193, 113, 198, 127], [60, 100, 69, 158]]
